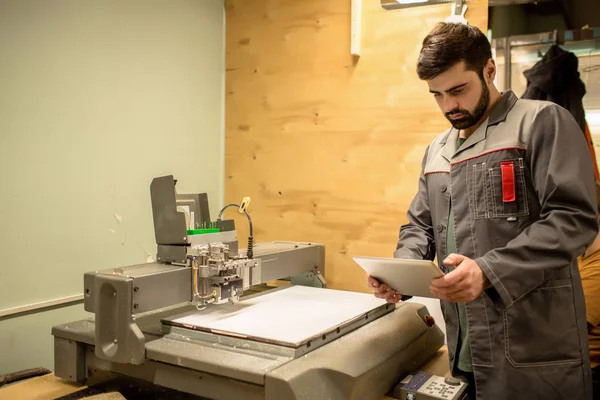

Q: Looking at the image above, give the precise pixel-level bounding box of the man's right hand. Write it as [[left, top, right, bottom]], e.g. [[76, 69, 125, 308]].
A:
[[367, 274, 403, 303]]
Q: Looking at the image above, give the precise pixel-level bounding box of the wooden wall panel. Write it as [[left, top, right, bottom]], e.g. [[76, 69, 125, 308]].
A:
[[225, 0, 488, 292]]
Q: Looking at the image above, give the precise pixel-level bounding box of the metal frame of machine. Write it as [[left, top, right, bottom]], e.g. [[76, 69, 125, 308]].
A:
[[52, 175, 445, 400]]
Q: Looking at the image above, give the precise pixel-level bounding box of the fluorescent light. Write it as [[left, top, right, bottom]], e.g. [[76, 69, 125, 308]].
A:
[[396, 0, 429, 4], [351, 0, 362, 56]]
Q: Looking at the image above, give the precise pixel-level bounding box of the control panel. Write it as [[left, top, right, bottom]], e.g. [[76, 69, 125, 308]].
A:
[[392, 371, 468, 400]]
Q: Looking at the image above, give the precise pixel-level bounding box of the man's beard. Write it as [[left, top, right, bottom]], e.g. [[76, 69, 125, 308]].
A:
[[445, 80, 490, 130]]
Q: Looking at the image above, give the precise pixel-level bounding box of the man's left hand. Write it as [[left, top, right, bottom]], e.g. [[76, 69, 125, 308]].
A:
[[429, 253, 491, 302]]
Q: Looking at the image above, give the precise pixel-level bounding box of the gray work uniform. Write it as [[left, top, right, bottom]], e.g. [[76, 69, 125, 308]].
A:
[[394, 90, 599, 399]]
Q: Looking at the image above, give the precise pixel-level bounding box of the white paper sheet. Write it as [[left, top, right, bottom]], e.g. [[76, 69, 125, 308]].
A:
[[171, 285, 387, 346]]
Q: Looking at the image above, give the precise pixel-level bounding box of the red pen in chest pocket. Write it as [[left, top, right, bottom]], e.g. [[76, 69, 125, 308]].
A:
[[500, 161, 516, 202]]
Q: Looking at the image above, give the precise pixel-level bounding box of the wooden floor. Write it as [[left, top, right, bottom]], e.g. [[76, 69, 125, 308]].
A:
[[0, 373, 85, 400]]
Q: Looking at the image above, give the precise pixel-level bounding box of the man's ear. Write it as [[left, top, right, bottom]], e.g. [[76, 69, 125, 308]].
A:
[[484, 58, 496, 84]]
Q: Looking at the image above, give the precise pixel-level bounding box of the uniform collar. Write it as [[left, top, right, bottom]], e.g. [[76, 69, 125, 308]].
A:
[[440, 90, 518, 162], [488, 89, 518, 126]]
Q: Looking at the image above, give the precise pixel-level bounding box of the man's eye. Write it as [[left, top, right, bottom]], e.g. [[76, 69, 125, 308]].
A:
[[451, 88, 464, 95], [433, 93, 441, 98]]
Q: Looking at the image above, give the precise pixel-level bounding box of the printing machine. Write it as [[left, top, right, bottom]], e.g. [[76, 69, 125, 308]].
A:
[[51, 175, 445, 400]]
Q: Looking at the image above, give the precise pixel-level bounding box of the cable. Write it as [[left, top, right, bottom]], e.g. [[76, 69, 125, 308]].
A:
[[216, 204, 254, 259], [0, 367, 51, 388]]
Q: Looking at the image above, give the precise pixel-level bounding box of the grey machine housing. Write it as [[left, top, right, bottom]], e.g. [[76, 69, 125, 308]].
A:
[[52, 175, 445, 400]]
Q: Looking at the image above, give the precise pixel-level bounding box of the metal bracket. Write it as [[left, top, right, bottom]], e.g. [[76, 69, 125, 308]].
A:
[[291, 270, 326, 288], [94, 274, 145, 365], [452, 0, 464, 16], [446, 0, 468, 24]]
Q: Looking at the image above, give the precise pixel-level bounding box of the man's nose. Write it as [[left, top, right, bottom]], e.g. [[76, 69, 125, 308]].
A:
[[443, 97, 459, 114]]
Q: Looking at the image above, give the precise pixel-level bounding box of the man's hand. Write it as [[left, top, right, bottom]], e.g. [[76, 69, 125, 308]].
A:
[[429, 253, 490, 302], [367, 274, 403, 304]]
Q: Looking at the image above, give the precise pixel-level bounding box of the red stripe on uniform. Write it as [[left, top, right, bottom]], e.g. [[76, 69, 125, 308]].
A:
[[449, 147, 527, 166]]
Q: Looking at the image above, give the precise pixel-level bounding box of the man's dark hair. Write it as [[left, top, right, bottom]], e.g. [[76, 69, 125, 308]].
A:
[[417, 23, 492, 81]]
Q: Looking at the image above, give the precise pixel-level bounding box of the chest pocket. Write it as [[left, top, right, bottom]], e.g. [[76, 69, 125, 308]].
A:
[[469, 158, 529, 220]]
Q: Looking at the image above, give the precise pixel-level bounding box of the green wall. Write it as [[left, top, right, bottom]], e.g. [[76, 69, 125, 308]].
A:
[[0, 0, 225, 373]]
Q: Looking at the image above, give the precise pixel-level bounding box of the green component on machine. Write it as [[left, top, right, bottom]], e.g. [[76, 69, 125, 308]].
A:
[[187, 228, 220, 235]]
